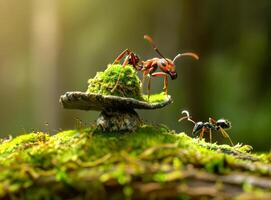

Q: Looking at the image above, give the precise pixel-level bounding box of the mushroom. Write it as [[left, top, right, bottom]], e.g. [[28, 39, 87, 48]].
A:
[[60, 92, 172, 132]]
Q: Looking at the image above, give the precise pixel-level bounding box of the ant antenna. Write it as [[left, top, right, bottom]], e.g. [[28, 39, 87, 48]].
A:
[[173, 53, 199, 63], [178, 110, 196, 124], [144, 35, 167, 60], [209, 117, 216, 125]]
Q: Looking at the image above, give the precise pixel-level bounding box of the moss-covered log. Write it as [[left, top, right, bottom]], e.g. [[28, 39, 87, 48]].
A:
[[0, 125, 270, 199]]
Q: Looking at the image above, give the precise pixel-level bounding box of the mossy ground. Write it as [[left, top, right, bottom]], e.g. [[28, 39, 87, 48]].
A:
[[0, 125, 270, 199]]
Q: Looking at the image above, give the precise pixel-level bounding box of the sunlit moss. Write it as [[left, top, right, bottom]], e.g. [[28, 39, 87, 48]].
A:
[[0, 132, 49, 156], [143, 92, 167, 102]]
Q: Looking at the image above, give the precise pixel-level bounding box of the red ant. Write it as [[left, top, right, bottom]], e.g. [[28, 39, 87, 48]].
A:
[[178, 110, 234, 146], [111, 35, 199, 99]]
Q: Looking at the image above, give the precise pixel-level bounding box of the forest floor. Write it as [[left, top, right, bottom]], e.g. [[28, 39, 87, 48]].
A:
[[0, 124, 270, 199]]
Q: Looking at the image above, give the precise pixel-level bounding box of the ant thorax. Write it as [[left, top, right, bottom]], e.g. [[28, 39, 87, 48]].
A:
[[157, 58, 173, 67], [193, 121, 217, 134], [204, 122, 216, 130]]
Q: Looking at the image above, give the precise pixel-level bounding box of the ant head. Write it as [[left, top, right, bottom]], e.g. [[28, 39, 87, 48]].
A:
[[167, 59, 177, 80], [216, 119, 231, 130], [128, 53, 140, 65], [169, 71, 177, 80], [159, 59, 177, 80], [192, 121, 204, 134]]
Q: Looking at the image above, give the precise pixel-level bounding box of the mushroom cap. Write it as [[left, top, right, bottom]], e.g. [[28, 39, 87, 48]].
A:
[[60, 91, 173, 111]]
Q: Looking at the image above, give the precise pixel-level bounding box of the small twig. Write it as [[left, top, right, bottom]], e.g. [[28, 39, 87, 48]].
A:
[[76, 153, 112, 168], [139, 144, 178, 159]]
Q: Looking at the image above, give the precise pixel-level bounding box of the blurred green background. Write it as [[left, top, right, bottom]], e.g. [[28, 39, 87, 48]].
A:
[[0, 0, 270, 151]]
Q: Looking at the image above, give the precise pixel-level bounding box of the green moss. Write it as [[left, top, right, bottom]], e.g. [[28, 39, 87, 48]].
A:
[[86, 64, 168, 103], [87, 64, 143, 100], [0, 125, 270, 199], [143, 92, 167, 102], [0, 132, 49, 156]]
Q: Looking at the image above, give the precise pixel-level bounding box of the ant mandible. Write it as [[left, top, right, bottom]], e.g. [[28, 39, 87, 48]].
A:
[[111, 35, 199, 99], [178, 110, 234, 146]]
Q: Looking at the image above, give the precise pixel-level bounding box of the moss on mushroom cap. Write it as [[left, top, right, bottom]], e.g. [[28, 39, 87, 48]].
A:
[[87, 64, 143, 100]]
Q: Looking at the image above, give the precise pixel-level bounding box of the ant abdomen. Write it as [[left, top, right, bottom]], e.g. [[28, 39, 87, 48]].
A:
[[216, 119, 231, 129]]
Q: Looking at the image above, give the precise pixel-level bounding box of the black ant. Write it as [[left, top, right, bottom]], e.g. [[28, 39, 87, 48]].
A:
[[178, 110, 234, 146]]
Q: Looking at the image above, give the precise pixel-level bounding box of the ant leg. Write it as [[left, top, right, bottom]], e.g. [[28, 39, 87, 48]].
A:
[[220, 127, 234, 146], [145, 64, 157, 100], [151, 72, 169, 95], [111, 56, 130, 93], [164, 75, 168, 95], [199, 128, 205, 140], [209, 129, 212, 143], [147, 75, 151, 101], [113, 49, 130, 64], [141, 72, 147, 93]]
